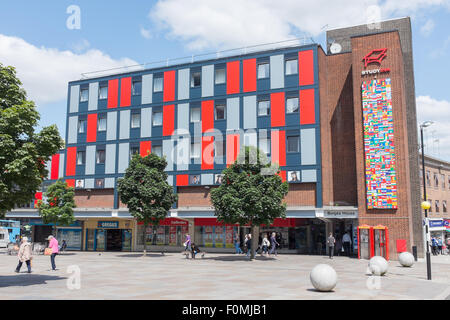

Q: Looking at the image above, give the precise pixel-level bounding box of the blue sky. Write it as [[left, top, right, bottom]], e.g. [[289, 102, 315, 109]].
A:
[[0, 0, 449, 159]]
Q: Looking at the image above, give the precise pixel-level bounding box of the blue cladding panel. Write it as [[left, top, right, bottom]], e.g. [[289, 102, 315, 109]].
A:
[[88, 82, 98, 111], [243, 95, 257, 129], [140, 107, 152, 138], [226, 97, 240, 131], [118, 143, 129, 174], [201, 65, 214, 97], [178, 68, 190, 100], [85, 145, 96, 175], [105, 144, 116, 174], [141, 74, 153, 105], [119, 110, 130, 140], [69, 85, 79, 113], [67, 116, 78, 144], [106, 111, 117, 141], [301, 128, 316, 165], [270, 54, 284, 89]]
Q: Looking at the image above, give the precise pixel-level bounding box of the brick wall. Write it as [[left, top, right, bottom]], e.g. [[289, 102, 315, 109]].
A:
[[75, 189, 114, 208]]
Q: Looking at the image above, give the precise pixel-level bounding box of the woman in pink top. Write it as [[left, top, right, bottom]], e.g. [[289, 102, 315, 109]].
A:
[[47, 235, 59, 270]]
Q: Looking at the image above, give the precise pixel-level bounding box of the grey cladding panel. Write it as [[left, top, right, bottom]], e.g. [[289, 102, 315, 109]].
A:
[[85, 145, 96, 175], [301, 128, 316, 165], [105, 144, 116, 174], [243, 96, 257, 129], [67, 116, 78, 144], [69, 85, 79, 113], [106, 111, 117, 141], [141, 107, 152, 138], [226, 97, 240, 130], [142, 74, 153, 104], [119, 110, 130, 140], [118, 143, 129, 174], [270, 54, 284, 89], [88, 82, 98, 111], [177, 69, 190, 100], [201, 65, 214, 97]]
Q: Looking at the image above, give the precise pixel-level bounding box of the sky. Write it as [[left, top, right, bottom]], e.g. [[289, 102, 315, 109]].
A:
[[0, 0, 449, 160]]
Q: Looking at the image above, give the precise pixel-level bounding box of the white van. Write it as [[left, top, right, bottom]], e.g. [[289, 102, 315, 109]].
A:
[[0, 227, 9, 248]]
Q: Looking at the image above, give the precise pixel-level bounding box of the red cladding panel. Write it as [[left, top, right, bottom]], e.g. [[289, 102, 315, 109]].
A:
[[202, 100, 214, 133], [271, 130, 286, 167], [66, 179, 75, 188], [300, 89, 315, 125], [107, 79, 119, 109], [177, 175, 189, 186], [243, 59, 256, 92], [140, 141, 152, 157], [86, 113, 97, 143], [163, 105, 175, 136], [65, 147, 77, 176], [202, 136, 214, 170], [277, 171, 287, 182], [298, 50, 314, 86], [163, 71, 176, 102], [226, 61, 240, 94], [50, 154, 60, 180], [270, 92, 285, 127], [120, 77, 132, 107], [33, 192, 43, 208], [226, 134, 240, 166]]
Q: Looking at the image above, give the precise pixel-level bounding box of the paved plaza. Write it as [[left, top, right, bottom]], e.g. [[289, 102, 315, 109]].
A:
[[0, 250, 449, 300]]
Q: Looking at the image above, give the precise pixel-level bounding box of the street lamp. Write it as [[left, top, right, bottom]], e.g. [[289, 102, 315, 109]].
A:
[[420, 120, 433, 280]]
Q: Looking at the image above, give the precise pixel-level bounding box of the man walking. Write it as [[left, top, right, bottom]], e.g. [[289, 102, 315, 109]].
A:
[[234, 234, 242, 254], [327, 232, 336, 259], [47, 235, 59, 270], [268, 232, 279, 256], [342, 231, 352, 257], [14, 237, 32, 273], [246, 234, 252, 258]]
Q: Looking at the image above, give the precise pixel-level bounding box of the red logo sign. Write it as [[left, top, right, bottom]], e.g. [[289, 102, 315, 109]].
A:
[[362, 48, 387, 68]]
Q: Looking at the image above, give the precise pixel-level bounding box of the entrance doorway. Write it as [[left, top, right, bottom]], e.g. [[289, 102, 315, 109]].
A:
[[106, 229, 122, 251]]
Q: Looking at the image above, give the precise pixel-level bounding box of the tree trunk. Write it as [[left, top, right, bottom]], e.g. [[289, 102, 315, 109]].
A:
[[250, 225, 260, 260], [143, 222, 148, 257]]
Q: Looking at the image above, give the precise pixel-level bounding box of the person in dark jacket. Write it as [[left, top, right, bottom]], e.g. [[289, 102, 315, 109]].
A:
[[268, 232, 279, 256], [190, 243, 204, 259]]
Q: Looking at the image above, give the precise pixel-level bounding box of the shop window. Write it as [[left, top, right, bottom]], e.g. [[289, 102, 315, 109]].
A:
[[80, 88, 89, 102], [257, 63, 269, 79], [215, 68, 226, 84], [95, 178, 104, 188], [285, 59, 298, 75]]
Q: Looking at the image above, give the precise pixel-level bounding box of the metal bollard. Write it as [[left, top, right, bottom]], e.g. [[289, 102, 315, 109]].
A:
[[412, 246, 418, 261]]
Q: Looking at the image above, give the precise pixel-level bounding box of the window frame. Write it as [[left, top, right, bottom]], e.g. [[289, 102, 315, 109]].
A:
[[131, 113, 141, 129], [98, 85, 108, 100], [152, 111, 163, 126], [80, 88, 89, 102], [287, 135, 300, 153], [286, 97, 299, 114], [152, 145, 162, 157], [191, 72, 201, 88], [153, 77, 163, 92], [257, 100, 270, 116], [257, 63, 270, 79], [285, 59, 298, 75], [78, 119, 87, 134], [215, 104, 226, 120], [76, 151, 86, 165], [96, 149, 106, 164], [132, 80, 142, 96], [97, 115, 107, 132], [190, 107, 201, 123], [190, 142, 201, 159], [215, 68, 226, 84]]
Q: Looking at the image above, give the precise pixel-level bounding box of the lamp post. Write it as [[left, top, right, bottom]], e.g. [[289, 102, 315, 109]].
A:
[[420, 121, 433, 280]]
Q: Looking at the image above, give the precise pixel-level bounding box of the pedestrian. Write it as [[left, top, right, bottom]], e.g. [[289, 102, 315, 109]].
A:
[[327, 232, 336, 259], [438, 238, 443, 255], [268, 232, 279, 256], [234, 234, 243, 254], [431, 237, 438, 255], [342, 231, 352, 256], [256, 233, 262, 254], [190, 242, 204, 259], [244, 234, 249, 254], [14, 237, 32, 274], [184, 233, 191, 253], [335, 235, 343, 256], [47, 235, 59, 271], [262, 234, 270, 255], [246, 234, 252, 258]]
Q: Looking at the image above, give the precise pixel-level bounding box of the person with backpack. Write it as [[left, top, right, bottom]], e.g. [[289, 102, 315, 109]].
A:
[[14, 237, 32, 274]]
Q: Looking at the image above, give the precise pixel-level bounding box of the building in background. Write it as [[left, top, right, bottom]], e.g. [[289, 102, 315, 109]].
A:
[[7, 17, 426, 259]]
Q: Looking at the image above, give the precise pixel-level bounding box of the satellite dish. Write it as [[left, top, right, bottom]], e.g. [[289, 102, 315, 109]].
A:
[[330, 42, 342, 54]]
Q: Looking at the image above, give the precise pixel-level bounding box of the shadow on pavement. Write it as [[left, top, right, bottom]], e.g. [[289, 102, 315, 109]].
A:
[[306, 288, 335, 293], [116, 253, 165, 258], [0, 274, 66, 288], [200, 255, 277, 262]]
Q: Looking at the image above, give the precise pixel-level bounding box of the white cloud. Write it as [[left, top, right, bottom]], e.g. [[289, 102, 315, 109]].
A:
[[140, 27, 153, 39], [149, 0, 450, 51], [416, 96, 450, 161], [0, 34, 138, 105], [420, 19, 435, 37], [71, 39, 91, 53]]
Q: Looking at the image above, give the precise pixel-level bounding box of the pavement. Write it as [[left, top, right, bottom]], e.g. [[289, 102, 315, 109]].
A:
[[0, 249, 449, 300]]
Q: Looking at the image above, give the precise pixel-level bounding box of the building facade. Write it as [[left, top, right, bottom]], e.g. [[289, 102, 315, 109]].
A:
[[8, 17, 425, 259]]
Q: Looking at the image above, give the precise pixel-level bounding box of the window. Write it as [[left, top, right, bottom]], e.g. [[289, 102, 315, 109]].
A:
[[152, 111, 162, 126], [96, 150, 105, 164], [130, 146, 140, 158], [132, 80, 142, 95], [76, 151, 85, 165], [287, 136, 299, 153], [190, 107, 201, 123], [434, 173, 439, 188], [258, 100, 270, 116], [257, 63, 269, 79], [285, 59, 298, 75], [215, 68, 226, 84], [215, 104, 226, 120], [191, 142, 200, 159], [78, 119, 86, 133], [258, 136, 271, 154], [286, 97, 299, 113], [99, 86, 108, 99], [428, 199, 432, 212], [448, 176, 450, 190], [153, 78, 163, 92], [443, 200, 447, 213], [131, 113, 141, 128], [215, 140, 225, 157], [152, 145, 162, 157], [426, 171, 431, 186], [435, 200, 440, 213], [95, 178, 104, 188], [191, 72, 201, 88], [98, 115, 107, 131], [441, 174, 445, 190], [80, 88, 89, 102]]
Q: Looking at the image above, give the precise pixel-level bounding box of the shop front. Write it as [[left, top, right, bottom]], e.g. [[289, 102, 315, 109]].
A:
[[83, 219, 134, 251], [136, 217, 189, 251], [427, 219, 446, 244]]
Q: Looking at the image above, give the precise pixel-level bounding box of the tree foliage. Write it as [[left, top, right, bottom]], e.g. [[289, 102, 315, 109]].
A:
[[37, 179, 76, 235], [210, 146, 289, 259], [117, 153, 177, 254], [0, 63, 63, 217]]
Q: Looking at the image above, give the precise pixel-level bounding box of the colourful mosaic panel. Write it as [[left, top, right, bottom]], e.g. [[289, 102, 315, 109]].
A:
[[362, 78, 397, 209]]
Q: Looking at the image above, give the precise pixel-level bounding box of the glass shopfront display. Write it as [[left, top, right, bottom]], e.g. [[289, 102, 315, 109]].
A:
[[56, 228, 82, 250], [96, 229, 106, 251], [136, 218, 189, 247]]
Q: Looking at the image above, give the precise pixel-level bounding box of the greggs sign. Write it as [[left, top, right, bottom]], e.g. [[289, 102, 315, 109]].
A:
[[362, 48, 390, 76]]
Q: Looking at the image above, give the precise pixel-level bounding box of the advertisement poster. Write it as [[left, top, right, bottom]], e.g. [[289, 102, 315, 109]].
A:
[[215, 226, 224, 248], [145, 226, 153, 246], [225, 226, 234, 248], [156, 226, 165, 245], [169, 226, 177, 245], [205, 226, 213, 247]]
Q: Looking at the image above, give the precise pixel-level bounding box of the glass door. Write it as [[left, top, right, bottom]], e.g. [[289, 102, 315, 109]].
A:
[[122, 229, 132, 251], [96, 229, 106, 251], [86, 229, 95, 251]]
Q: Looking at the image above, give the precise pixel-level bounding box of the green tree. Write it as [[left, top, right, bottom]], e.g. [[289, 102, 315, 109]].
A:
[[37, 179, 76, 236], [0, 63, 63, 217], [210, 146, 289, 260], [117, 153, 178, 256]]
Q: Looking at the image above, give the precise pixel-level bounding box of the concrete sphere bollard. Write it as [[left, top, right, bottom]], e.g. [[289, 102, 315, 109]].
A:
[[368, 256, 388, 276], [310, 264, 338, 292], [398, 252, 414, 267]]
